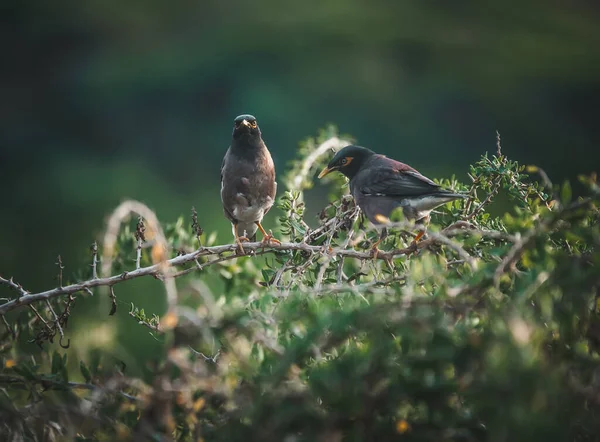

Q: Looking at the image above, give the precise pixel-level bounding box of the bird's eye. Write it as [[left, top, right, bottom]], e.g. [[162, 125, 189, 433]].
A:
[[251, 121, 257, 128], [340, 158, 347, 165]]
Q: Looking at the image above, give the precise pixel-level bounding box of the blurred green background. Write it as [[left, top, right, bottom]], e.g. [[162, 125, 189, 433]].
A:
[[1, 1, 599, 374]]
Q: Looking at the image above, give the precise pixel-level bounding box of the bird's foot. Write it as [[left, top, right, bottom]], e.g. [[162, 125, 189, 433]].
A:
[[320, 244, 334, 255], [403, 230, 425, 257], [370, 245, 382, 260], [235, 236, 250, 255], [369, 238, 383, 260], [404, 240, 420, 257], [255, 222, 280, 249], [260, 231, 281, 248]]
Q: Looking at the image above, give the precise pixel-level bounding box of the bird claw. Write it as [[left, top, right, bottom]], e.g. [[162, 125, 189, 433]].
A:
[[235, 236, 250, 255], [404, 231, 425, 258], [320, 245, 334, 255], [261, 233, 280, 246], [369, 237, 384, 260], [404, 240, 420, 257], [259, 232, 280, 250]]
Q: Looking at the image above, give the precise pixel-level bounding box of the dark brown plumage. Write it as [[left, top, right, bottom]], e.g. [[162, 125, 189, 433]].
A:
[[220, 114, 279, 253]]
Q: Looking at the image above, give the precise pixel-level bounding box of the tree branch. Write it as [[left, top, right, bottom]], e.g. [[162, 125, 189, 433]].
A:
[[0, 231, 478, 316]]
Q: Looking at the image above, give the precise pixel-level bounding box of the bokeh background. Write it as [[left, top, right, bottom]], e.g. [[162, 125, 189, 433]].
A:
[[1, 1, 599, 375]]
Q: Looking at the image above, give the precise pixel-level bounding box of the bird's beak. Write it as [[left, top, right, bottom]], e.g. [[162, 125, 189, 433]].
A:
[[318, 166, 335, 179], [241, 119, 251, 128]]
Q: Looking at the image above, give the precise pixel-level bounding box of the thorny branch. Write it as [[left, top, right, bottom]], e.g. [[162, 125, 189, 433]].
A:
[[0, 276, 29, 297], [0, 220, 513, 316], [56, 255, 64, 288], [135, 216, 146, 270], [90, 241, 99, 279]]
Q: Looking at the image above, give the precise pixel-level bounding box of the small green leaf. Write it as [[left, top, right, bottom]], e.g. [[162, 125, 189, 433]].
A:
[[13, 365, 37, 381], [80, 361, 92, 383], [289, 219, 307, 235], [561, 181, 572, 204], [109, 300, 117, 316], [51, 351, 63, 375]]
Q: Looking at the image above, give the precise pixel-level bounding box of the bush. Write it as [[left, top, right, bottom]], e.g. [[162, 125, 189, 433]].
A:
[[0, 127, 599, 441]]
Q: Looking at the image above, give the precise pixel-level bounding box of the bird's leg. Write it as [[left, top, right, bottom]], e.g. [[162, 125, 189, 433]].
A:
[[406, 231, 425, 256], [255, 221, 280, 246], [233, 224, 250, 254], [406, 216, 429, 257], [370, 228, 387, 260]]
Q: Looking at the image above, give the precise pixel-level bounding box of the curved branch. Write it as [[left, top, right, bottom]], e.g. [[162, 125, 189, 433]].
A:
[[290, 136, 351, 191]]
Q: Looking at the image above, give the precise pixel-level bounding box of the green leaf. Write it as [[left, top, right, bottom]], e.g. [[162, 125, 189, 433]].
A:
[[51, 351, 63, 375], [80, 361, 92, 383], [289, 219, 307, 235], [561, 181, 572, 204], [12, 365, 37, 381], [61, 365, 69, 383]]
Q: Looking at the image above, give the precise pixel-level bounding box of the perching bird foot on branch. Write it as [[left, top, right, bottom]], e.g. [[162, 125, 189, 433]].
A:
[[369, 236, 384, 260], [235, 237, 249, 255], [256, 221, 281, 248], [404, 230, 425, 257]]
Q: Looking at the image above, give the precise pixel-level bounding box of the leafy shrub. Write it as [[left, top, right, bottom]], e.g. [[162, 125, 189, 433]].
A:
[[0, 127, 599, 441]]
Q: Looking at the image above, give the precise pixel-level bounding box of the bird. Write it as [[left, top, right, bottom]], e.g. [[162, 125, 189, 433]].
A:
[[220, 114, 279, 254], [318, 145, 466, 256]]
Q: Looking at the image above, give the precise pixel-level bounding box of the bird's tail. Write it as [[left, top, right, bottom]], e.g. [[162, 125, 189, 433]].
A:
[[438, 191, 468, 201], [411, 191, 467, 214]]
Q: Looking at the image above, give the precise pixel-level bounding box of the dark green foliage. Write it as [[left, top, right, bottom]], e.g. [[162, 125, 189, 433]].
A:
[[0, 128, 599, 441]]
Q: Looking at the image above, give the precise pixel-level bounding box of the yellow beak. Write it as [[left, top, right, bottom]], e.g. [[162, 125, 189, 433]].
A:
[[241, 119, 251, 128], [318, 166, 335, 179]]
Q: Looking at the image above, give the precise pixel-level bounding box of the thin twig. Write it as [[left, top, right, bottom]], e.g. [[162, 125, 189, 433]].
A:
[[496, 130, 502, 157], [108, 286, 117, 316], [189, 347, 220, 363], [29, 305, 52, 332], [191, 206, 204, 247], [1, 314, 15, 339], [466, 176, 502, 220], [45, 300, 64, 340], [56, 255, 64, 288], [90, 242, 99, 279], [0, 276, 29, 297], [129, 311, 161, 333], [135, 216, 146, 270]]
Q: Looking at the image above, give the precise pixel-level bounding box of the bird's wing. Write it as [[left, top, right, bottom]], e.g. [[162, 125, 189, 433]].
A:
[[220, 148, 237, 223], [358, 161, 441, 197], [220, 148, 228, 188]]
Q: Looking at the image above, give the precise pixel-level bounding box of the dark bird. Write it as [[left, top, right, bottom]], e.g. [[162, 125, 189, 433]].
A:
[[220, 114, 279, 253], [318, 145, 466, 255]]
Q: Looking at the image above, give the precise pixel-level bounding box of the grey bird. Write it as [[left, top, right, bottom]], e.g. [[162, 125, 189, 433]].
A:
[[318, 145, 466, 255], [220, 114, 279, 253]]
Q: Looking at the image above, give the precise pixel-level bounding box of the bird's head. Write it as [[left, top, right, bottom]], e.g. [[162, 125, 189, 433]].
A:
[[318, 145, 375, 180], [232, 114, 261, 142]]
